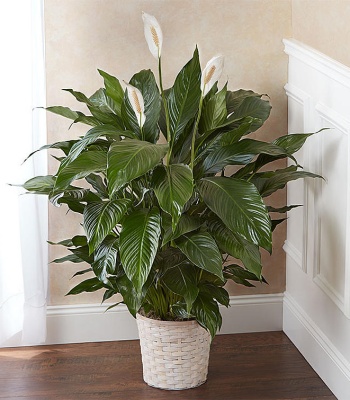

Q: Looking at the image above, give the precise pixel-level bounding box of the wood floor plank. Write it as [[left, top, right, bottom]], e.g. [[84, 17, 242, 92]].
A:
[[0, 332, 335, 399]]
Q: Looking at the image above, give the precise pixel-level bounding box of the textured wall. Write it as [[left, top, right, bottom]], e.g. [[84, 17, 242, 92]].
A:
[[45, 0, 292, 305], [292, 0, 350, 68]]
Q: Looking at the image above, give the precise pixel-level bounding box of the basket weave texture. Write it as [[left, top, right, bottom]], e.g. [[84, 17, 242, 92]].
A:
[[136, 313, 211, 390]]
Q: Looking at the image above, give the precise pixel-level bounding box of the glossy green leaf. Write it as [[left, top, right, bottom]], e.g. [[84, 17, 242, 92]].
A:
[[92, 236, 119, 283], [48, 235, 87, 248], [21, 175, 55, 194], [84, 199, 131, 254], [98, 69, 124, 116], [176, 232, 224, 280], [122, 70, 161, 143], [191, 292, 222, 338], [208, 218, 262, 278], [67, 277, 104, 295], [54, 151, 107, 191], [51, 253, 83, 264], [46, 106, 79, 121], [120, 208, 161, 290], [63, 88, 92, 105], [223, 264, 264, 287], [251, 166, 322, 197], [24, 140, 77, 163], [199, 283, 229, 307], [162, 214, 201, 246], [267, 205, 301, 213], [198, 177, 272, 252], [153, 164, 193, 230], [90, 88, 119, 115], [199, 84, 227, 133], [107, 139, 168, 195], [162, 265, 199, 313], [167, 48, 201, 144], [200, 139, 288, 175]]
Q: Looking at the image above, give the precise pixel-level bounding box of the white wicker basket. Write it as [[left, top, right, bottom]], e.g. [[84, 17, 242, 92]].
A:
[[136, 313, 211, 390]]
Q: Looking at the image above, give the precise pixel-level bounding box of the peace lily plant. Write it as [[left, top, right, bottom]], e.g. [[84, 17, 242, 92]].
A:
[[21, 12, 320, 338]]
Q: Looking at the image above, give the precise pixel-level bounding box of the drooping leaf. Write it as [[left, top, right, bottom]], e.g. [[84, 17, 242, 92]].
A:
[[21, 175, 56, 194], [162, 265, 199, 313], [167, 48, 201, 145], [176, 232, 224, 280], [223, 264, 264, 287], [107, 139, 168, 195], [92, 236, 119, 283], [226, 89, 262, 113], [271, 218, 287, 231], [54, 151, 107, 191], [208, 217, 262, 278], [199, 139, 288, 176], [48, 235, 87, 247], [46, 106, 79, 121], [51, 253, 84, 264], [191, 292, 222, 338], [198, 177, 272, 252], [23, 140, 77, 163], [153, 164, 193, 230], [63, 88, 93, 106], [84, 199, 131, 254], [267, 205, 302, 213], [119, 208, 161, 290], [199, 283, 229, 307], [251, 166, 322, 197], [67, 277, 104, 295]]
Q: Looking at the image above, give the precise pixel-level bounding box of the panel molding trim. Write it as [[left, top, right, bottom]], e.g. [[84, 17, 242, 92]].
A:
[[45, 294, 283, 345], [284, 292, 350, 399]]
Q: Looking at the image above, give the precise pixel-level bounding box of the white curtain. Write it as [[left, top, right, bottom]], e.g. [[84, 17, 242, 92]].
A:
[[0, 0, 48, 346]]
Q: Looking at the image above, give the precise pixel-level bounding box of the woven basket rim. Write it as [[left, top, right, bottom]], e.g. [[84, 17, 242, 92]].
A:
[[136, 313, 199, 328]]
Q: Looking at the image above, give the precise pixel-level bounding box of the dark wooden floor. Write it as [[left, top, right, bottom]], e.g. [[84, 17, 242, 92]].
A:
[[0, 332, 335, 400]]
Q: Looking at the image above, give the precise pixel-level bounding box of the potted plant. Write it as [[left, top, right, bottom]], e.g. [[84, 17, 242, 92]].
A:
[[20, 12, 320, 390]]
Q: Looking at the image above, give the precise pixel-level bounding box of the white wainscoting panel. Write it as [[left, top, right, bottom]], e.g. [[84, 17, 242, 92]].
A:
[[284, 38, 350, 400], [45, 294, 283, 345]]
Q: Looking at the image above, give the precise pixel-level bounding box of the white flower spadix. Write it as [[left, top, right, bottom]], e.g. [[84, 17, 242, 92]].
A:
[[124, 82, 146, 128], [142, 12, 163, 59], [201, 55, 225, 97]]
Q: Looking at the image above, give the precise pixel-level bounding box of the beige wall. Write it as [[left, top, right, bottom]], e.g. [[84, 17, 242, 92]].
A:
[[45, 0, 292, 305], [292, 0, 350, 68]]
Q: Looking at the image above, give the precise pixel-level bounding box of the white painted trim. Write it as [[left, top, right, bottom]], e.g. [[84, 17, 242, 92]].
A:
[[283, 292, 350, 399], [283, 39, 350, 89], [45, 294, 283, 345], [283, 240, 302, 268]]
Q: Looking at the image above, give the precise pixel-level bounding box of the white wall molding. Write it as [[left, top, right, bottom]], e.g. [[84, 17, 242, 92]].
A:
[[45, 294, 283, 345], [283, 39, 350, 90], [284, 292, 350, 399]]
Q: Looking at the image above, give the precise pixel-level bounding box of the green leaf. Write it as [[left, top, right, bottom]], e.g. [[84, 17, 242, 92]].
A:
[[191, 293, 222, 338], [84, 199, 131, 253], [107, 139, 168, 195], [98, 69, 124, 116], [69, 245, 94, 264], [208, 218, 262, 278], [122, 70, 161, 143], [90, 88, 119, 115], [115, 274, 152, 317], [176, 232, 224, 280], [267, 205, 301, 213], [23, 140, 77, 163], [227, 95, 271, 132], [21, 175, 55, 194], [67, 277, 104, 295], [199, 283, 229, 307], [51, 253, 84, 264], [199, 84, 227, 133], [92, 236, 119, 283], [200, 139, 288, 175], [271, 218, 287, 231], [251, 166, 322, 197], [48, 235, 87, 247], [162, 265, 199, 313], [153, 164, 193, 230], [162, 214, 201, 246], [49, 187, 100, 208], [63, 88, 93, 105], [223, 264, 263, 287], [198, 177, 272, 252], [167, 48, 201, 145], [46, 106, 79, 121], [120, 208, 161, 290], [54, 151, 107, 191], [86, 174, 108, 197]]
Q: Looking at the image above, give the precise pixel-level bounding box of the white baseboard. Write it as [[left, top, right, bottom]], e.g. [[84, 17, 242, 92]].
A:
[[283, 292, 350, 400], [46, 293, 283, 345]]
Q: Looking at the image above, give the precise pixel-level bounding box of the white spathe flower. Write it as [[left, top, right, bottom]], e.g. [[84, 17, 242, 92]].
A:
[[200, 55, 225, 97], [142, 12, 163, 59], [124, 82, 146, 128]]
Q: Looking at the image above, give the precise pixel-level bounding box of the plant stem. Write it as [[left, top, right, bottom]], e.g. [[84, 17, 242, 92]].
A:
[[158, 56, 172, 165], [190, 95, 204, 171]]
